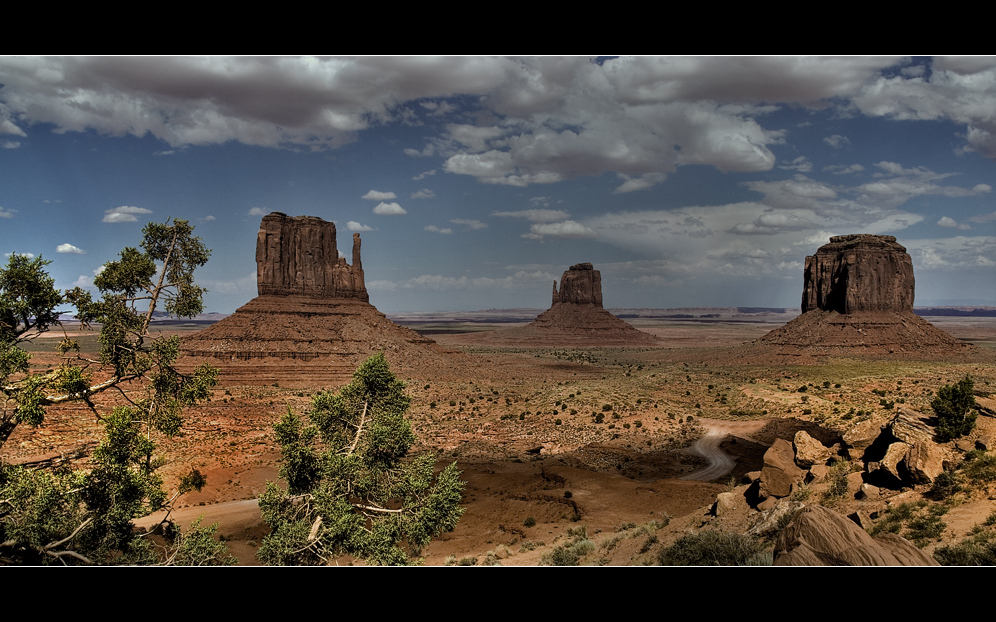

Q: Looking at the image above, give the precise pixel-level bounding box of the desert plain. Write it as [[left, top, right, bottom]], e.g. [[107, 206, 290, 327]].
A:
[[4, 307, 995, 566]]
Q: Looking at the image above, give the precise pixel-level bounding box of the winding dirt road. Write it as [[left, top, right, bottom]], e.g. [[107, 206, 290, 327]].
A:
[[681, 419, 768, 482]]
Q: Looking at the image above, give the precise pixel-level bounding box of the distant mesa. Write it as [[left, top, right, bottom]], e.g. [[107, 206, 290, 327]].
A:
[[180, 212, 454, 384], [757, 234, 968, 355], [453, 262, 661, 346]]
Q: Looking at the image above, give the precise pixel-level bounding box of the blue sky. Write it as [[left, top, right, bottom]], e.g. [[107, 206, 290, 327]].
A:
[[1, 56, 994, 313]]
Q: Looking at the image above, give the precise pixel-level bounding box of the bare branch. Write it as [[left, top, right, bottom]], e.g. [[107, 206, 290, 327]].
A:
[[346, 401, 368, 455]]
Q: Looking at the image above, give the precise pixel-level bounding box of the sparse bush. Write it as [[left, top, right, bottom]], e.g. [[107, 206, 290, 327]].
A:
[[523, 516, 536, 528], [933, 376, 978, 442], [934, 529, 996, 565], [962, 450, 996, 485], [930, 470, 962, 500], [657, 531, 769, 566]]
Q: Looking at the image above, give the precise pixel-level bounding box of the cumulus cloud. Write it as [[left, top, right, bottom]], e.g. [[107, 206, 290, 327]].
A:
[[823, 134, 850, 148], [363, 190, 398, 201], [411, 189, 435, 199], [0, 207, 14, 218], [424, 225, 453, 234], [937, 216, 971, 230], [103, 205, 152, 223], [373, 202, 406, 215], [778, 156, 813, 172], [56, 243, 86, 254], [823, 163, 865, 175], [248, 207, 267, 217], [201, 215, 216, 221], [2, 140, 19, 149], [346, 221, 372, 231]]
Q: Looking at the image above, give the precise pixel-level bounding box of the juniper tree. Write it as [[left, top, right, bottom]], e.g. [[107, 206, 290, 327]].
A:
[[257, 353, 466, 566], [933, 375, 978, 443], [0, 219, 224, 565]]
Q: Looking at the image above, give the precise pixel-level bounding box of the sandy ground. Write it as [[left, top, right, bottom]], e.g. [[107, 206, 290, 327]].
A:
[[6, 314, 996, 565]]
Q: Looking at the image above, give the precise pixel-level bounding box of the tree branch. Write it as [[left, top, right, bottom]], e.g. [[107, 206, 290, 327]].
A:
[[346, 401, 368, 455]]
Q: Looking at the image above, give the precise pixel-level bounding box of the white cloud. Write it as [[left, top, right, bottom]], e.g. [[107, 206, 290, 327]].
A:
[[57, 243, 86, 254], [937, 216, 971, 230], [0, 207, 15, 218], [778, 156, 812, 173], [2, 141, 19, 149], [525, 220, 597, 239], [411, 189, 435, 199], [202, 215, 216, 221], [823, 163, 865, 175], [71, 274, 92, 288], [248, 207, 267, 217], [346, 220, 373, 231], [425, 225, 453, 234], [451, 219, 488, 230], [492, 209, 571, 222], [823, 134, 850, 148], [363, 190, 398, 201], [413, 169, 436, 181], [373, 202, 406, 215], [103, 205, 152, 223]]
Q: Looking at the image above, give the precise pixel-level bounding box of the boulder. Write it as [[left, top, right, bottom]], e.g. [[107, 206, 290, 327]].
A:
[[793, 430, 830, 468], [773, 505, 938, 566], [842, 418, 884, 461], [801, 234, 914, 314], [758, 438, 805, 500]]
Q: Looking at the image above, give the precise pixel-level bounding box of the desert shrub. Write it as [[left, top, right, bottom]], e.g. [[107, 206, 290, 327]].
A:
[[933, 376, 978, 442], [961, 450, 996, 485], [822, 460, 851, 503], [519, 540, 536, 553], [602, 404, 613, 411], [523, 516, 536, 528], [930, 470, 963, 500], [457, 556, 477, 566], [541, 539, 595, 566], [657, 531, 769, 566], [934, 530, 996, 565]]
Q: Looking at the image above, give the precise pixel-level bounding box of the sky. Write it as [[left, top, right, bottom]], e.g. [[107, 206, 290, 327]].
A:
[[1, 56, 994, 314]]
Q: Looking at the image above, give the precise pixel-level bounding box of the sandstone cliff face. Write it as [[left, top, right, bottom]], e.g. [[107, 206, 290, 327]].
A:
[[552, 262, 603, 307], [256, 212, 367, 301], [801, 234, 914, 314]]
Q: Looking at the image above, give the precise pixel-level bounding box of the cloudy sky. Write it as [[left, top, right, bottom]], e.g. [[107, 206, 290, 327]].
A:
[[1, 56, 994, 313]]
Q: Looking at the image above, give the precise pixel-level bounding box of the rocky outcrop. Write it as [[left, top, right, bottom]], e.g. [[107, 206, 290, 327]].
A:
[[802, 234, 914, 314], [552, 263, 602, 307], [256, 212, 367, 301], [756, 234, 967, 356], [773, 505, 938, 566]]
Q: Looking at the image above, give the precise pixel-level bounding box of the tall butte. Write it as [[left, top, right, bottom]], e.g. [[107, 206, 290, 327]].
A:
[[180, 212, 450, 384], [460, 263, 659, 346], [757, 234, 967, 355]]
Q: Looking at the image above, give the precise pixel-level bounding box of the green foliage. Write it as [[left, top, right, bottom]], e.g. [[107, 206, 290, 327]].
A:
[[541, 526, 594, 566], [934, 529, 996, 566], [257, 353, 466, 566], [0, 220, 221, 565], [960, 450, 996, 485], [932, 376, 978, 442], [657, 530, 770, 566], [164, 518, 238, 566]]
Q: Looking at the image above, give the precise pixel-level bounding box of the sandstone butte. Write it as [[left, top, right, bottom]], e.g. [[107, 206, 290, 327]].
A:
[[179, 212, 456, 384], [456, 263, 661, 346], [756, 234, 968, 356]]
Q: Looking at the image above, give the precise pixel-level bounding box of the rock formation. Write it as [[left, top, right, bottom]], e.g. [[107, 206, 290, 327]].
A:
[[756, 234, 967, 356], [772, 505, 938, 566], [801, 234, 914, 314], [452, 263, 660, 346], [256, 213, 367, 300], [180, 212, 454, 385], [552, 263, 602, 306]]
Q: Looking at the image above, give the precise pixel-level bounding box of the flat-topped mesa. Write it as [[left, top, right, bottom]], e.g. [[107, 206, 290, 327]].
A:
[[802, 234, 914, 314], [256, 212, 367, 301], [552, 262, 603, 307]]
